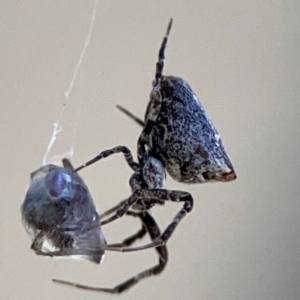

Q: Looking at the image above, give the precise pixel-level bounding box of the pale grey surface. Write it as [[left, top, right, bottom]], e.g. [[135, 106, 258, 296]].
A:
[[1, 1, 300, 300]]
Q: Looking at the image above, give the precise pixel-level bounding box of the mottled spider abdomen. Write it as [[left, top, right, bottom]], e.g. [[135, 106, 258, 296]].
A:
[[145, 76, 236, 184], [21, 160, 106, 263]]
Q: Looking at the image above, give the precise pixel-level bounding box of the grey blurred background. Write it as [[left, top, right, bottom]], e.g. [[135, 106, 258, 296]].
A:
[[1, 1, 300, 300]]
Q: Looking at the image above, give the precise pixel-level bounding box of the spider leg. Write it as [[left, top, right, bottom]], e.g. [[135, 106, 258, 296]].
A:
[[103, 189, 193, 252], [73, 146, 139, 173], [99, 199, 127, 220], [137, 120, 157, 166], [100, 203, 148, 247], [99, 192, 139, 226], [107, 224, 147, 248], [99, 196, 149, 246], [137, 19, 173, 165], [116, 105, 145, 127], [53, 211, 168, 294], [104, 210, 149, 249], [62, 158, 74, 171], [155, 18, 173, 85]]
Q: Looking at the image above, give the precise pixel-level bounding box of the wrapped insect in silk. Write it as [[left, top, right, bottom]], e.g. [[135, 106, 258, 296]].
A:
[[21, 158, 106, 264]]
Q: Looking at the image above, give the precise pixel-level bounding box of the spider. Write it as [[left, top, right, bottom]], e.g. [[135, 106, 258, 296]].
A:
[[22, 158, 168, 293], [52, 17, 237, 292], [65, 18, 236, 254]]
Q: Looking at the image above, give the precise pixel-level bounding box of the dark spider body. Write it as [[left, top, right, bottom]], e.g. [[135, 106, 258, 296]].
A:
[[21, 159, 106, 263], [145, 76, 236, 183]]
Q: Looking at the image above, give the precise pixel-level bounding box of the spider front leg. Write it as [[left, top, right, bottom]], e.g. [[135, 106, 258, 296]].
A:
[[73, 146, 139, 173], [101, 188, 193, 251], [53, 211, 168, 294], [137, 19, 173, 166], [107, 222, 147, 248]]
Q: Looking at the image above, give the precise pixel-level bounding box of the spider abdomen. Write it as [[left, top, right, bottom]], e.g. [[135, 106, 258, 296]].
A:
[[147, 76, 236, 183]]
